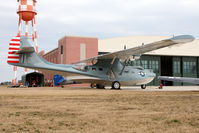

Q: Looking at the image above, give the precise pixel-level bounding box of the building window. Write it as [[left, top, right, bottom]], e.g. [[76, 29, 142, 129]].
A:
[[183, 61, 196, 74], [61, 45, 63, 54], [132, 60, 148, 69], [149, 60, 159, 73], [135, 60, 141, 66], [141, 60, 148, 69], [173, 61, 180, 74]]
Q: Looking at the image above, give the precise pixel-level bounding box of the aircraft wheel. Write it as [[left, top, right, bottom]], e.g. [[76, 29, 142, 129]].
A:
[[141, 84, 146, 89], [112, 81, 121, 90]]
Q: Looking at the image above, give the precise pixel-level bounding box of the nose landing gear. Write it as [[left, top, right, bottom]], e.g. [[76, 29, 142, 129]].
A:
[[141, 84, 146, 89]]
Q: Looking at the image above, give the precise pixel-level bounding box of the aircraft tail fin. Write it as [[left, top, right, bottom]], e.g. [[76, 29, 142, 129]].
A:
[[7, 35, 21, 64], [7, 35, 35, 64], [7, 36, 76, 78], [7, 35, 50, 70]]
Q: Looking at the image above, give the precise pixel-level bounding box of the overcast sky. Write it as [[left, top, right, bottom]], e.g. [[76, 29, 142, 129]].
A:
[[0, 0, 199, 82]]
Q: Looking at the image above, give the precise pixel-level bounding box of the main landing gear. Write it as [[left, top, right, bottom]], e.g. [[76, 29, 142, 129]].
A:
[[90, 83, 105, 89], [111, 81, 121, 90], [91, 82, 146, 90], [90, 83, 95, 88], [96, 84, 105, 89]]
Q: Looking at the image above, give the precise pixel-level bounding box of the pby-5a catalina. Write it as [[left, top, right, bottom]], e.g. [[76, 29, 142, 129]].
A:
[[7, 35, 195, 89]]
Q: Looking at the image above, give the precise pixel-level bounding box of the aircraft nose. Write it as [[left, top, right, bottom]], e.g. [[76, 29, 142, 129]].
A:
[[152, 73, 156, 77], [147, 71, 156, 78]]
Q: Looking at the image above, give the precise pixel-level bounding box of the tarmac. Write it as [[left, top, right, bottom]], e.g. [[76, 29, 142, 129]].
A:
[[121, 86, 199, 91], [3, 85, 199, 92]]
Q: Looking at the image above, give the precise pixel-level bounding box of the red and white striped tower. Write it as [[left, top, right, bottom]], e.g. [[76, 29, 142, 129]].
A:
[[17, 0, 37, 46], [13, 66, 17, 86], [12, 0, 38, 85]]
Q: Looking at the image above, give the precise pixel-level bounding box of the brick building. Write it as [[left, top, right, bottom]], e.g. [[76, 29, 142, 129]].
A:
[[42, 36, 98, 81]]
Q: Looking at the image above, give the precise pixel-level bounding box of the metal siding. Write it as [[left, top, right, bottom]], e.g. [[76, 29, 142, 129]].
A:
[[198, 57, 199, 79], [182, 57, 197, 86], [173, 57, 182, 86]]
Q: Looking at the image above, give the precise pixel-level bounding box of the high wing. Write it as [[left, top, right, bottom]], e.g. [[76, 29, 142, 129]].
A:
[[158, 76, 199, 85], [74, 35, 195, 64]]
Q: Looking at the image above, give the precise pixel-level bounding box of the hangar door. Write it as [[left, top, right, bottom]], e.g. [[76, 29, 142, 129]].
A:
[[161, 56, 173, 86], [22, 72, 44, 87]]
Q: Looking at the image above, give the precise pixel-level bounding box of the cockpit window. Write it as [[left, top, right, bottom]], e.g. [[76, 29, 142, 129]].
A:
[[133, 66, 144, 70], [136, 67, 144, 70], [73, 63, 89, 72]]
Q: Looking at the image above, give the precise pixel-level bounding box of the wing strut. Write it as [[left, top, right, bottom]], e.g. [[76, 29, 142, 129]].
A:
[[107, 57, 116, 81], [111, 57, 116, 65]]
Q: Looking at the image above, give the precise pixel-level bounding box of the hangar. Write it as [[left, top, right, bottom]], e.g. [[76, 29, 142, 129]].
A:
[[99, 36, 199, 86], [22, 72, 44, 87], [41, 35, 199, 86]]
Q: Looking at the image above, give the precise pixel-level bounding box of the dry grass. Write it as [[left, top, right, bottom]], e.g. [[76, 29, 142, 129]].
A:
[[0, 86, 199, 133]]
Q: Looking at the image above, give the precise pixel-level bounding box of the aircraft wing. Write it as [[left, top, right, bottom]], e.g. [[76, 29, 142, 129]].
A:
[[74, 35, 195, 64], [158, 76, 199, 85]]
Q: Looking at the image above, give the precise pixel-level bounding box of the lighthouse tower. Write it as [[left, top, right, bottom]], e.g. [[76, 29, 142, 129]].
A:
[[12, 0, 38, 85]]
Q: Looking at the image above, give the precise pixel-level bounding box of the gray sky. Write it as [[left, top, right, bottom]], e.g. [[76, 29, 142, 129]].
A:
[[0, 0, 199, 82]]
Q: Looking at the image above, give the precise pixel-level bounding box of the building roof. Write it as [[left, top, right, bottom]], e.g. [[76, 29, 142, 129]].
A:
[[58, 35, 98, 41], [43, 48, 58, 57], [99, 36, 199, 57]]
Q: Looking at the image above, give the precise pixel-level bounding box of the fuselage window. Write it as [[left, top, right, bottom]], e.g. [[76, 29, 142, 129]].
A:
[[92, 68, 96, 71], [99, 68, 103, 71]]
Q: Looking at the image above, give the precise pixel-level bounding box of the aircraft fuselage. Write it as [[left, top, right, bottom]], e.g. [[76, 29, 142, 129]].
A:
[[70, 59, 156, 87]]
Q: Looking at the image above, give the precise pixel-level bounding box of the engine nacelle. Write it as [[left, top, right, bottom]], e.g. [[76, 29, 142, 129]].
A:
[[73, 63, 89, 72], [129, 54, 141, 61]]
